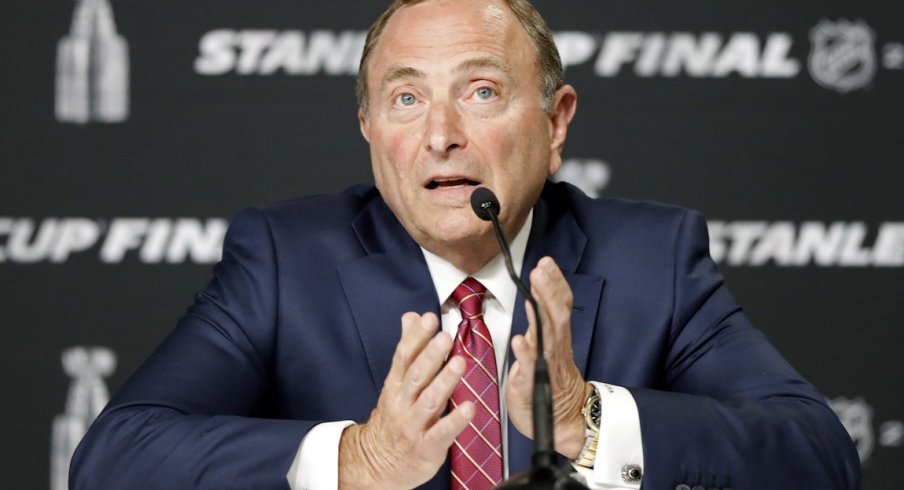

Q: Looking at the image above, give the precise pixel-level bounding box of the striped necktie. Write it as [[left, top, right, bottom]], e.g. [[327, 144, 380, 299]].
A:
[[449, 277, 503, 489]]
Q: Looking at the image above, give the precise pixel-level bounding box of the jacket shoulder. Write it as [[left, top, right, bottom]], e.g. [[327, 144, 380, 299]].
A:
[[257, 183, 378, 223], [545, 181, 702, 240], [220, 184, 381, 258], [228, 183, 377, 231]]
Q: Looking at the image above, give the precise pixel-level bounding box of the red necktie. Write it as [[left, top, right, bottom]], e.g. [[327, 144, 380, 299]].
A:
[[449, 277, 503, 489]]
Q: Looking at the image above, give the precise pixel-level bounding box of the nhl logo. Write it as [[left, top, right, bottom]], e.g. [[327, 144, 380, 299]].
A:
[[808, 19, 876, 93]]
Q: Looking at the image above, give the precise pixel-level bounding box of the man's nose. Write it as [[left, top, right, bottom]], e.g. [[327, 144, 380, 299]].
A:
[[424, 100, 465, 155]]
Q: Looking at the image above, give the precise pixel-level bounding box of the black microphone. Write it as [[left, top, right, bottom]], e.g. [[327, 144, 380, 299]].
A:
[[471, 186, 500, 221], [470, 187, 588, 490]]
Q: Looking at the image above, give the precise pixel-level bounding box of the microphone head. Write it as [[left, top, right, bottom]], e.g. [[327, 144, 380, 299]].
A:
[[470, 187, 500, 221]]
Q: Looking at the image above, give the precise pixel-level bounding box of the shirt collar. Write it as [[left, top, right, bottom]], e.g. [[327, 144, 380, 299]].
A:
[[421, 209, 533, 315]]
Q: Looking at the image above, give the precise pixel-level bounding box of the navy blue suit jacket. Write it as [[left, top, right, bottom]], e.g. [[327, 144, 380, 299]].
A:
[[71, 182, 860, 489]]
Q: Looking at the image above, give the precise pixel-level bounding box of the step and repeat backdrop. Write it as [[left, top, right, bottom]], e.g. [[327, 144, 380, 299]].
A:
[[1, 0, 902, 488]]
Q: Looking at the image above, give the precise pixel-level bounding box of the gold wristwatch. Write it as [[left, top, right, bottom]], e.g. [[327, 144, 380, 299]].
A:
[[574, 384, 601, 468]]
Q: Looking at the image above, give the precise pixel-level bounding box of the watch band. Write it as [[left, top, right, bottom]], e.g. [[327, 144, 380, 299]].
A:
[[574, 428, 600, 468]]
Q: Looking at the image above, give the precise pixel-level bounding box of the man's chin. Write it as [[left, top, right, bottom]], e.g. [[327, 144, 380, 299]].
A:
[[423, 223, 490, 245], [413, 221, 495, 255]]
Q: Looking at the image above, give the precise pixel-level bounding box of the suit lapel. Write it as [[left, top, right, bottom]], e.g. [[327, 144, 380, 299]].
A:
[[337, 198, 440, 393], [506, 186, 607, 474]]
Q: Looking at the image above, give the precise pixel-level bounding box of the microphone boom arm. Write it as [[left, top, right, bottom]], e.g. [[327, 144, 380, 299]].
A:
[[484, 208, 556, 471]]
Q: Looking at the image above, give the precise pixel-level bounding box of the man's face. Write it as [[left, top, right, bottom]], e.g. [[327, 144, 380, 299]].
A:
[[360, 0, 575, 269]]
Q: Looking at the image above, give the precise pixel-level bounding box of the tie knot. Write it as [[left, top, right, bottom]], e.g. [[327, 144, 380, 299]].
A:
[[452, 277, 486, 320]]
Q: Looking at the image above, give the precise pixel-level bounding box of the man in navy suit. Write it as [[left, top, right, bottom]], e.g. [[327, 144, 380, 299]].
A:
[[71, 0, 860, 489]]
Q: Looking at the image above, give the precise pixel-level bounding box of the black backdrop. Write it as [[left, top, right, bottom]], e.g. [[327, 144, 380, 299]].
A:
[[1, 1, 902, 488]]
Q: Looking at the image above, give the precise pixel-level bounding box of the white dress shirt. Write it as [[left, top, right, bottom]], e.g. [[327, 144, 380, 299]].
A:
[[288, 211, 644, 489]]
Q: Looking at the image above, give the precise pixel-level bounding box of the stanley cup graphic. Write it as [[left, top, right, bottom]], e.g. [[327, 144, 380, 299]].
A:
[[50, 347, 116, 490], [55, 0, 129, 123]]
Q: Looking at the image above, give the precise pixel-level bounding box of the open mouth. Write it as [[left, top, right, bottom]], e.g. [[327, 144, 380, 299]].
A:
[[425, 178, 480, 189]]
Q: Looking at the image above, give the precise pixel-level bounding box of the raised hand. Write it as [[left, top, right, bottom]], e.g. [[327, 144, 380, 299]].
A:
[[338, 312, 475, 489], [505, 257, 591, 459]]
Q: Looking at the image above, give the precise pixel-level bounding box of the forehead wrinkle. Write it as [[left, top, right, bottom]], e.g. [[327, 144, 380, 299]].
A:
[[454, 57, 513, 77]]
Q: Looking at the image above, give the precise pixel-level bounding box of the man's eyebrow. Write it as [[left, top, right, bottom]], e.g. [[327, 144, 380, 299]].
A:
[[380, 66, 425, 90]]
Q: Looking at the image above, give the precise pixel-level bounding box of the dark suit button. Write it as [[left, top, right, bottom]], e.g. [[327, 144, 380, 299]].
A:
[[675, 485, 691, 490]]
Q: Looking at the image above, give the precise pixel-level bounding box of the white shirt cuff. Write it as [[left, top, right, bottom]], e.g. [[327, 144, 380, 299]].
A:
[[286, 420, 356, 490], [572, 382, 644, 490]]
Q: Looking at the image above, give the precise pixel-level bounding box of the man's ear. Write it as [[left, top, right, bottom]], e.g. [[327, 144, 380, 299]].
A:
[[358, 108, 370, 143], [547, 85, 577, 175]]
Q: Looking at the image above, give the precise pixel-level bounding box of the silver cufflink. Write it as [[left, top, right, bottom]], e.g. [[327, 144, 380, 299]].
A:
[[621, 463, 642, 483]]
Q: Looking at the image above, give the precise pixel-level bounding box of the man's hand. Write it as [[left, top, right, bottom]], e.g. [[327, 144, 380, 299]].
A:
[[338, 312, 474, 489], [505, 257, 591, 459]]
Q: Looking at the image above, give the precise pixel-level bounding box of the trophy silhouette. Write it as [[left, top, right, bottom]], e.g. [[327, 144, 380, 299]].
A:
[[50, 347, 116, 490], [56, 0, 129, 123]]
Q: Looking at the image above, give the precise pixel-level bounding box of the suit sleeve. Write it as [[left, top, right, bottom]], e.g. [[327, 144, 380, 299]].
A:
[[629, 210, 860, 490], [70, 208, 315, 490]]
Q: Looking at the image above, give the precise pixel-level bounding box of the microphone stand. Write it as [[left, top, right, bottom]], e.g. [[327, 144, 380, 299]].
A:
[[472, 188, 588, 490]]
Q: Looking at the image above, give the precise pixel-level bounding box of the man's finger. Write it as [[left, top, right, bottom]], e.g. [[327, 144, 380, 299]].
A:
[[519, 299, 539, 358], [404, 331, 455, 405], [386, 312, 440, 385], [425, 400, 475, 450], [414, 354, 466, 423], [510, 302, 539, 389], [530, 257, 574, 349], [505, 328, 538, 440], [509, 334, 536, 388]]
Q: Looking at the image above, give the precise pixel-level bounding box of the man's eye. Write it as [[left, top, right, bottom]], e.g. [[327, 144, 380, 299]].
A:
[[396, 93, 417, 106], [474, 86, 496, 100]]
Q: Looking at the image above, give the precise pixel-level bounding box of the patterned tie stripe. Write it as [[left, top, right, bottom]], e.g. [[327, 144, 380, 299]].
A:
[[449, 278, 503, 490]]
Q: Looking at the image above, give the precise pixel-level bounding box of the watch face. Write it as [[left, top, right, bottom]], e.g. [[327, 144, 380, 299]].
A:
[[589, 397, 601, 429], [584, 393, 601, 430]]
